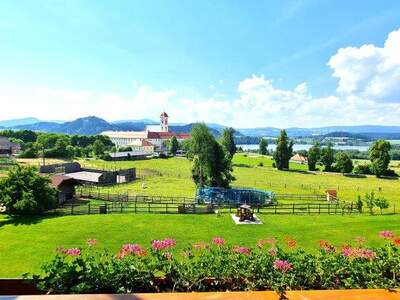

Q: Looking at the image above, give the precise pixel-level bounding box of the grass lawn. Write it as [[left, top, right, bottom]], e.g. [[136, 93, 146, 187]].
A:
[[0, 213, 399, 278], [76, 154, 400, 208]]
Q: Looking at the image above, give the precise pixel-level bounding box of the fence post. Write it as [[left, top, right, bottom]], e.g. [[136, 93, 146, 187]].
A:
[[71, 204, 74, 215], [308, 204, 310, 215], [134, 202, 137, 213], [121, 202, 123, 213], [166, 203, 168, 213], [148, 203, 150, 213], [108, 191, 110, 201], [292, 203, 295, 214], [318, 204, 321, 214], [350, 202, 354, 214], [274, 205, 277, 214], [328, 204, 330, 215], [88, 203, 90, 214]]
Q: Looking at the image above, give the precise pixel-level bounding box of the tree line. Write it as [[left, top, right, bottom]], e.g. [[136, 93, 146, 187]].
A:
[[0, 130, 114, 159]]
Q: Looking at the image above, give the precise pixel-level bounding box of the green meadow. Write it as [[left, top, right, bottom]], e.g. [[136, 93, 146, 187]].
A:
[[1, 213, 399, 277], [1, 153, 399, 278]]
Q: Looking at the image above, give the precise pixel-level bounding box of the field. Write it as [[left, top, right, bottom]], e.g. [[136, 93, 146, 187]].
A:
[[1, 213, 399, 277], [1, 154, 399, 278], [75, 154, 400, 207]]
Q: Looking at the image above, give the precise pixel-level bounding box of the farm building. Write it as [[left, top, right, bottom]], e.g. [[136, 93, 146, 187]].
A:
[[51, 175, 80, 204], [0, 137, 21, 156], [109, 151, 149, 161], [41, 162, 136, 185], [196, 187, 275, 206], [290, 153, 307, 164]]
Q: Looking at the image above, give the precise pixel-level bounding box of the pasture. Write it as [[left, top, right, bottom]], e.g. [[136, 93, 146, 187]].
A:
[[75, 154, 400, 208]]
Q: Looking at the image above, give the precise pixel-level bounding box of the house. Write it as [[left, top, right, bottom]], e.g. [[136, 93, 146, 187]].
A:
[[0, 137, 21, 156], [290, 153, 307, 164], [129, 139, 155, 153], [51, 175, 80, 204]]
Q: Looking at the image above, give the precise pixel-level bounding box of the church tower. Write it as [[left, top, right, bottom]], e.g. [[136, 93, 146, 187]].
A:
[[160, 111, 169, 132]]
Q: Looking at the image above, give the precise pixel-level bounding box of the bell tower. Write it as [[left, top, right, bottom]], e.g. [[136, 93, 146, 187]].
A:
[[160, 111, 169, 132]]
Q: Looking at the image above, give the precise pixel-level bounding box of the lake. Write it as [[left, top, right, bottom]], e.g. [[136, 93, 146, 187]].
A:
[[238, 144, 370, 152]]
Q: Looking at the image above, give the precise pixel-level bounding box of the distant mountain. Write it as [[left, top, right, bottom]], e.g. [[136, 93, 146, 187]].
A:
[[111, 118, 157, 124], [169, 123, 221, 136], [59, 116, 117, 135], [0, 117, 41, 127]]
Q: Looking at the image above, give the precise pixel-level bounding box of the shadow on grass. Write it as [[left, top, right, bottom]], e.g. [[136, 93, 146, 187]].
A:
[[284, 169, 316, 175], [0, 212, 64, 228], [344, 173, 367, 179], [233, 163, 252, 168]]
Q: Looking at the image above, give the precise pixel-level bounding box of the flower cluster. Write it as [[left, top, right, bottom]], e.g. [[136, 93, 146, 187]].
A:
[[117, 243, 147, 259], [379, 231, 395, 239], [342, 245, 376, 260], [233, 245, 250, 255], [151, 238, 176, 251], [284, 237, 297, 249], [63, 248, 81, 256], [273, 259, 293, 273], [212, 237, 225, 246]]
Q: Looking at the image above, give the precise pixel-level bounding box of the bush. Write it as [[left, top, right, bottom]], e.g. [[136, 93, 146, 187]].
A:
[[0, 166, 57, 215], [353, 164, 373, 175], [28, 234, 400, 294], [258, 162, 264, 167]]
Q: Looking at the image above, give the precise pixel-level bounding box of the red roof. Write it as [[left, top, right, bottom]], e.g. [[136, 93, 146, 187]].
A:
[[141, 140, 153, 146], [51, 175, 78, 187], [147, 131, 191, 139], [160, 111, 169, 118], [290, 154, 307, 162]]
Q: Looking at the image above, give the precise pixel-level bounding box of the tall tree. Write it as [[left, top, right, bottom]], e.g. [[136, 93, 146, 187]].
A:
[[307, 142, 320, 171], [169, 136, 179, 156], [273, 129, 293, 170], [369, 140, 391, 177], [190, 124, 234, 188], [259, 138, 268, 155], [220, 127, 237, 157], [320, 142, 335, 171], [334, 152, 353, 173]]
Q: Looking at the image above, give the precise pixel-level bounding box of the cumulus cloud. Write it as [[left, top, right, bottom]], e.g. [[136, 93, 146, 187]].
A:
[[328, 28, 400, 102], [1, 28, 400, 128]]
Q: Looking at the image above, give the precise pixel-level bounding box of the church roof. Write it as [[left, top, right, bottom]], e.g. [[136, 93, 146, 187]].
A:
[[160, 111, 169, 118]]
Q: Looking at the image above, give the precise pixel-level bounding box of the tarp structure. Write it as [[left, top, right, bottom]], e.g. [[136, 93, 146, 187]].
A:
[[196, 187, 275, 205]]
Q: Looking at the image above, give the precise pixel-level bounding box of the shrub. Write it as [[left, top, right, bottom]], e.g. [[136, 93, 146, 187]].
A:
[[28, 234, 400, 294], [0, 166, 57, 215], [353, 164, 373, 175]]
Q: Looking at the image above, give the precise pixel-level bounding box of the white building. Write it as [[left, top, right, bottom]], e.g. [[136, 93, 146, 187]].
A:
[[102, 111, 191, 153]]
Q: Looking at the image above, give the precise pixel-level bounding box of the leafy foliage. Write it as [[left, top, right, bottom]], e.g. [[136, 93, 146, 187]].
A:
[[320, 143, 335, 172], [273, 130, 293, 170], [259, 138, 268, 155], [369, 140, 391, 177], [334, 152, 353, 174], [169, 136, 179, 156], [28, 235, 400, 293], [220, 127, 237, 157], [190, 124, 234, 188], [0, 166, 57, 215], [307, 143, 320, 171]]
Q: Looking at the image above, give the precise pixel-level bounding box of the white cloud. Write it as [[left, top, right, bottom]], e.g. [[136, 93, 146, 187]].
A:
[[328, 28, 400, 102], [1, 29, 400, 128]]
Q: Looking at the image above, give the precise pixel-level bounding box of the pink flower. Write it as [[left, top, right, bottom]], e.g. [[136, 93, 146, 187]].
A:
[[64, 248, 81, 256], [151, 238, 177, 251], [193, 241, 209, 250], [341, 245, 376, 260], [233, 245, 250, 255], [117, 243, 147, 258], [273, 260, 293, 273], [86, 239, 97, 247], [212, 237, 225, 246], [379, 231, 395, 239]]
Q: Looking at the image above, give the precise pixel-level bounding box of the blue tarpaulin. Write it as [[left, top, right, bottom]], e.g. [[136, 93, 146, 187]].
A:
[[196, 187, 275, 205]]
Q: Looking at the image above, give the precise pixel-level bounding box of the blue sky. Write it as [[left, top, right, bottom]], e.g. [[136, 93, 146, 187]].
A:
[[1, 0, 400, 127]]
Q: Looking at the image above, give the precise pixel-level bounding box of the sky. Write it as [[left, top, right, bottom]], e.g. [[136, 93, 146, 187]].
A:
[[1, 0, 400, 128]]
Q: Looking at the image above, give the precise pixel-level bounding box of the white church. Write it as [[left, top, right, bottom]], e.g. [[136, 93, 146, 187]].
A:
[[101, 111, 191, 153]]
